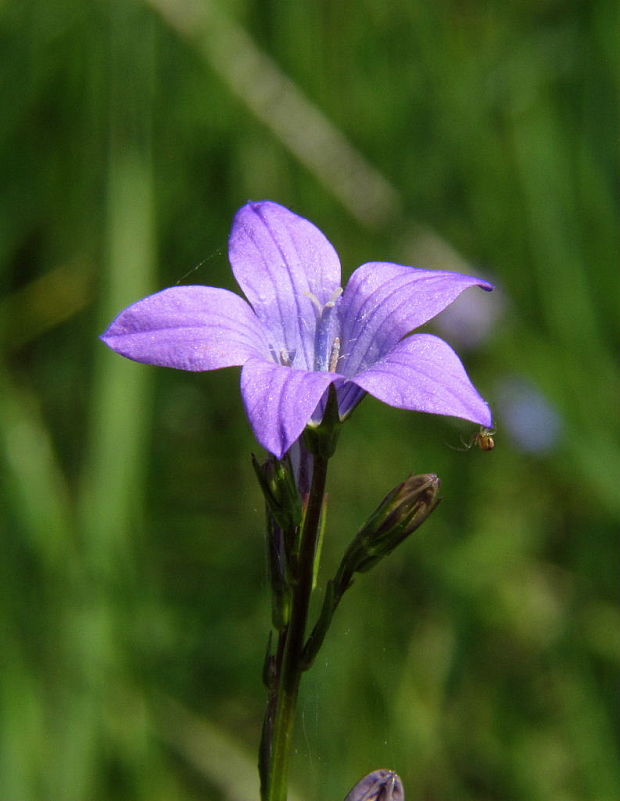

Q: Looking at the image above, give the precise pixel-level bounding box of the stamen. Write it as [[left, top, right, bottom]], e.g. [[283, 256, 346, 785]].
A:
[[328, 337, 341, 372], [313, 291, 342, 372], [279, 348, 295, 367]]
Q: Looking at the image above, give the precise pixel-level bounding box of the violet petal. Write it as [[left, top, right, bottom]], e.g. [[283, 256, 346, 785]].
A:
[[348, 333, 492, 426], [229, 201, 342, 371], [241, 357, 340, 457], [339, 262, 493, 376], [101, 286, 269, 371]]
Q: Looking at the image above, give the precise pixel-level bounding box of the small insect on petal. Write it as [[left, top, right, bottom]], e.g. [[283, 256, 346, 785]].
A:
[[343, 769, 405, 801], [473, 426, 495, 451], [450, 426, 496, 452]]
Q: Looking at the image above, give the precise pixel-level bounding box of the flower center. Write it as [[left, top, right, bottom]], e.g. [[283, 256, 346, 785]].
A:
[[309, 288, 342, 372]]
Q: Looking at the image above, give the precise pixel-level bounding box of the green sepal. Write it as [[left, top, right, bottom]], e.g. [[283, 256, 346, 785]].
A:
[[262, 630, 276, 690], [266, 514, 292, 631], [311, 495, 328, 591], [252, 452, 302, 532], [303, 384, 341, 459]]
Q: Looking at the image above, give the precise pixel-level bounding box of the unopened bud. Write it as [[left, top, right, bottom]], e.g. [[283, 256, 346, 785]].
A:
[[302, 476, 440, 670], [343, 769, 405, 801], [343, 474, 441, 575]]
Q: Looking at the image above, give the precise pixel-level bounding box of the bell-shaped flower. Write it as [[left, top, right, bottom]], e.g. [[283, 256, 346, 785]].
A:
[[101, 201, 493, 457]]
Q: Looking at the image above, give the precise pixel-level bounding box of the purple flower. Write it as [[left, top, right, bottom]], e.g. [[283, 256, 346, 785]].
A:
[[101, 201, 493, 457]]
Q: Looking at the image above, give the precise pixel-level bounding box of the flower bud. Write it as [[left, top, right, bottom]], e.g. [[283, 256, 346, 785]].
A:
[[343, 769, 405, 801], [342, 474, 441, 575], [302, 475, 441, 669]]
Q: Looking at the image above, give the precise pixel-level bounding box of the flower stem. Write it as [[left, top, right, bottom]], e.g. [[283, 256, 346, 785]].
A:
[[261, 451, 329, 801]]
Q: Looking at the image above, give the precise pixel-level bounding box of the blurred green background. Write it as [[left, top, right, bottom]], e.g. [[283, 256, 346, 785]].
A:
[[1, 0, 619, 799]]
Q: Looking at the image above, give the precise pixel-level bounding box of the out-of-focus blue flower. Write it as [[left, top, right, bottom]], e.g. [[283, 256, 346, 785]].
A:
[[497, 377, 563, 453], [101, 201, 494, 457]]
